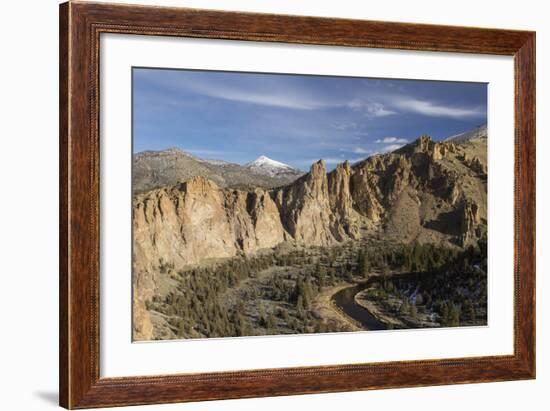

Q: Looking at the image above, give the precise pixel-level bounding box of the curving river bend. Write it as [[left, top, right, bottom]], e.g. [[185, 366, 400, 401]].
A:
[[331, 283, 386, 331]]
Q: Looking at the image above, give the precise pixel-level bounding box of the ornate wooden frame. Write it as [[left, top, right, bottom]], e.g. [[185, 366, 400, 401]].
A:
[[59, 1, 536, 408]]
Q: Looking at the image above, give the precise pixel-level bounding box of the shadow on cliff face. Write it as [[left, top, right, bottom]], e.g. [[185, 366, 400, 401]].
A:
[[424, 210, 461, 236]]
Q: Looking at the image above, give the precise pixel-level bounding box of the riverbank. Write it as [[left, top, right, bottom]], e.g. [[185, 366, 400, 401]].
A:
[[311, 283, 363, 332], [354, 290, 405, 328], [354, 287, 440, 329]]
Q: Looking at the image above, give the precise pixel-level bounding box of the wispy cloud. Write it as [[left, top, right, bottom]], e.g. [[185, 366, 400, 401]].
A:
[[338, 146, 371, 154], [191, 84, 329, 110], [388, 97, 485, 119], [381, 144, 405, 153], [330, 122, 357, 131], [347, 99, 396, 117], [351, 147, 371, 154], [375, 137, 408, 144], [143, 72, 336, 111], [373, 137, 408, 153]]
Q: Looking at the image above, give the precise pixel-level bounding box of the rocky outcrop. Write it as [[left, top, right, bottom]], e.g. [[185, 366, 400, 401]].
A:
[[348, 163, 385, 223], [133, 176, 289, 269], [133, 177, 238, 271], [432, 140, 457, 160], [274, 160, 336, 246], [458, 199, 481, 246], [132, 269, 155, 341], [327, 161, 362, 240], [465, 155, 487, 175], [225, 188, 287, 252]]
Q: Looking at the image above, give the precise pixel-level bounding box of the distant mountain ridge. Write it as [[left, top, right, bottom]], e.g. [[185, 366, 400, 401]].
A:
[[133, 148, 305, 192], [445, 124, 487, 143], [134, 125, 486, 193]]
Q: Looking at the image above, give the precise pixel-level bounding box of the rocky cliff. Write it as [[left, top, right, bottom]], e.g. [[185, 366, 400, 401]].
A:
[[132, 133, 487, 340]]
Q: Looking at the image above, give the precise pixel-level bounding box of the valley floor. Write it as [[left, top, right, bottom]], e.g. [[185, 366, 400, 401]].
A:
[[139, 236, 487, 341]]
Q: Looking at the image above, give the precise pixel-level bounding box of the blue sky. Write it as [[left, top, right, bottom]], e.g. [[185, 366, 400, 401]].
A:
[[133, 68, 487, 171]]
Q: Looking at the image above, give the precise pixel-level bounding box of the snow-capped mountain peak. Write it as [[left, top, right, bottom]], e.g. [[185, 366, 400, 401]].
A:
[[245, 155, 304, 178], [246, 155, 292, 169]]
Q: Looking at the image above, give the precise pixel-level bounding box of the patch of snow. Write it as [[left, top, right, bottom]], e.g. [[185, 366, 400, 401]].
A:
[[244, 155, 303, 178], [245, 155, 293, 170]]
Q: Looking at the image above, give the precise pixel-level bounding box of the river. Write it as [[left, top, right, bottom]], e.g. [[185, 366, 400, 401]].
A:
[[331, 283, 387, 331]]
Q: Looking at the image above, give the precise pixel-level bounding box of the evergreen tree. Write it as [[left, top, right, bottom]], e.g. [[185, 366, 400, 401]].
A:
[[357, 250, 369, 278]]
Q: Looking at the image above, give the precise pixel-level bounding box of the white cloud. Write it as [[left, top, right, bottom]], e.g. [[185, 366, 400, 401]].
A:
[[192, 84, 330, 110], [375, 137, 408, 144], [381, 144, 405, 153], [345, 91, 485, 120], [389, 97, 485, 119], [347, 99, 396, 117], [156, 74, 336, 111], [338, 146, 371, 154]]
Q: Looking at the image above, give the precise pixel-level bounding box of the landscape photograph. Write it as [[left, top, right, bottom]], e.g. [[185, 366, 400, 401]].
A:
[[132, 68, 488, 341]]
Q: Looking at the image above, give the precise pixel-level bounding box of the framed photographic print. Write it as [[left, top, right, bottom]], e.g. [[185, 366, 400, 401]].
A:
[[59, 1, 535, 409]]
